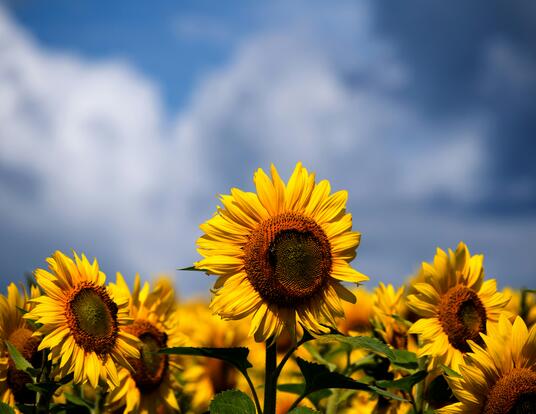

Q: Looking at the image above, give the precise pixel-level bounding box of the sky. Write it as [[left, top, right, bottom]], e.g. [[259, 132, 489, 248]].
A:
[[1, 0, 535, 298]]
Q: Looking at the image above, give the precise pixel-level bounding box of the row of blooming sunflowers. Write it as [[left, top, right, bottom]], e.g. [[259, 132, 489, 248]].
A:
[[1, 163, 535, 414]]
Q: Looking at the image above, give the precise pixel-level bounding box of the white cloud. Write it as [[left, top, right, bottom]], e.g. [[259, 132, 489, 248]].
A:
[[1, 4, 535, 295]]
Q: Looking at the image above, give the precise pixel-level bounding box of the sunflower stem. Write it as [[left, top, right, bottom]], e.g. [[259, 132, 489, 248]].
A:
[[264, 339, 277, 414], [244, 369, 263, 414]]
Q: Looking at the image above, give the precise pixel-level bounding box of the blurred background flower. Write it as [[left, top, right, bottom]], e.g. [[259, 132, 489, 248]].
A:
[[1, 0, 535, 296]]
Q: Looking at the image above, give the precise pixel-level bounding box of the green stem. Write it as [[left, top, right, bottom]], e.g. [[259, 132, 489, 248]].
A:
[[36, 350, 51, 414], [274, 335, 309, 380], [287, 394, 306, 412], [243, 370, 263, 414], [93, 386, 107, 414], [264, 340, 277, 414]]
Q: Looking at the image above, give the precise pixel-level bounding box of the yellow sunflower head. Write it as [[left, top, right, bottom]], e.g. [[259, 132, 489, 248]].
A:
[[0, 283, 41, 409], [195, 162, 368, 342], [439, 315, 536, 414], [373, 283, 411, 350], [407, 242, 511, 370], [24, 251, 140, 389], [106, 273, 184, 414]]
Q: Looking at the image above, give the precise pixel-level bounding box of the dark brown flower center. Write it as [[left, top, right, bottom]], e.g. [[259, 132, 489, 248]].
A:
[[437, 285, 487, 352], [484, 368, 536, 414], [7, 328, 41, 404], [244, 212, 332, 307], [124, 320, 168, 393], [66, 282, 119, 356]]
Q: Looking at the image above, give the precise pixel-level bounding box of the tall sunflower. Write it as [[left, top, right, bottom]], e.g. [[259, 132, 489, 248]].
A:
[[195, 162, 368, 342], [439, 315, 536, 414], [106, 274, 184, 414], [0, 283, 40, 409], [24, 251, 140, 389], [407, 242, 510, 370]]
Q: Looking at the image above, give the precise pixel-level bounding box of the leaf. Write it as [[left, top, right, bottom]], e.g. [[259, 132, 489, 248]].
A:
[[277, 384, 330, 406], [303, 343, 337, 371], [209, 390, 255, 414], [296, 357, 370, 396], [160, 347, 252, 374], [278, 383, 305, 395], [440, 364, 462, 378], [376, 370, 428, 393], [289, 408, 320, 414], [317, 335, 395, 360], [389, 349, 419, 370], [50, 402, 91, 414], [369, 385, 409, 402], [14, 404, 34, 414], [26, 374, 74, 396], [0, 402, 16, 414], [5, 341, 33, 373], [64, 393, 93, 410]]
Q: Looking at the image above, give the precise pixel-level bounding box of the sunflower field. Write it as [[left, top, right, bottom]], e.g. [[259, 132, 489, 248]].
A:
[[1, 163, 535, 414]]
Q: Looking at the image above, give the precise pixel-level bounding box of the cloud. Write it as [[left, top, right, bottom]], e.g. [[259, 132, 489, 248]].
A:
[[1, 2, 535, 297]]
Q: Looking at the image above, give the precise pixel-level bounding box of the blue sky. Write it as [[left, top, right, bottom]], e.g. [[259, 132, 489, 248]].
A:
[[1, 0, 535, 296]]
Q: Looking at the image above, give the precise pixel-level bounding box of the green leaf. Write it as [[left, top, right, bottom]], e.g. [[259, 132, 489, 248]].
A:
[[5, 341, 33, 373], [303, 343, 337, 371], [277, 384, 330, 406], [50, 402, 91, 414], [160, 347, 252, 374], [389, 349, 419, 370], [440, 364, 462, 378], [26, 374, 73, 396], [296, 357, 370, 396], [14, 404, 34, 414], [209, 390, 255, 414], [376, 370, 428, 393], [317, 335, 395, 360], [64, 393, 93, 410], [278, 383, 305, 395], [289, 408, 320, 414], [0, 402, 16, 414], [369, 385, 409, 402]]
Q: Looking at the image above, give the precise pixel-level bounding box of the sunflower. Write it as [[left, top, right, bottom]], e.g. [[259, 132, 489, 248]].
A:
[[0, 283, 40, 409], [106, 274, 184, 414], [195, 162, 368, 342], [24, 251, 140, 389], [407, 242, 510, 370], [439, 315, 536, 414], [373, 283, 413, 350], [179, 301, 250, 412]]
